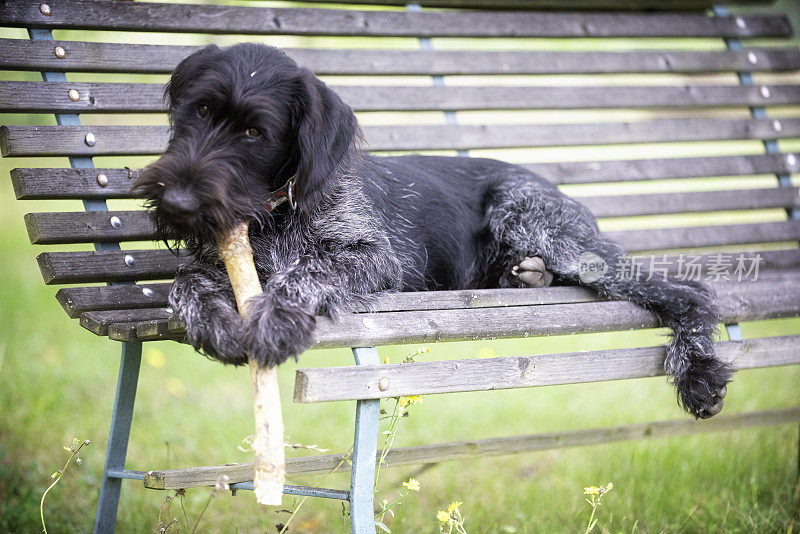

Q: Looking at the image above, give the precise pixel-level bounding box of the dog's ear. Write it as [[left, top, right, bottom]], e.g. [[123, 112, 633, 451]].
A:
[[293, 68, 360, 210], [165, 45, 221, 110]]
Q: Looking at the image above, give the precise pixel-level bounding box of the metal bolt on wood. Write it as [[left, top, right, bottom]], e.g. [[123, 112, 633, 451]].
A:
[[378, 377, 390, 391], [142, 287, 154, 297], [97, 173, 109, 187], [772, 119, 783, 132], [124, 255, 135, 267], [735, 17, 746, 29], [747, 52, 757, 64], [54, 46, 66, 59], [68, 89, 80, 102], [110, 216, 122, 228], [760, 86, 770, 99], [85, 133, 96, 146], [39, 3, 51, 16], [787, 154, 797, 167]]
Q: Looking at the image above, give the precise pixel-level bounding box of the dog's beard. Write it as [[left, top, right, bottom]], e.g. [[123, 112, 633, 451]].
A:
[[136, 156, 270, 256]]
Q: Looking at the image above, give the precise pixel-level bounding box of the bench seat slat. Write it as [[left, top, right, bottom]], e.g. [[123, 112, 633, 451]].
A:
[[2, 39, 796, 75], [23, 204, 800, 250], [6, 82, 800, 113], [92, 278, 800, 344], [142, 406, 800, 488], [81, 308, 172, 337], [295, 335, 800, 402], [56, 283, 171, 318], [53, 252, 800, 318], [4, 119, 800, 155], [306, 280, 800, 348], [11, 155, 800, 200], [2, 1, 790, 38]]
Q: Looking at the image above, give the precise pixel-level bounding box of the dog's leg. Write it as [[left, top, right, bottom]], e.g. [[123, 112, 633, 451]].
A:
[[487, 177, 731, 419], [169, 264, 248, 365], [240, 247, 402, 366]]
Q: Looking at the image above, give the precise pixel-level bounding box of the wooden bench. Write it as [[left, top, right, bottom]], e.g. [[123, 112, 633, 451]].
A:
[[2, 0, 800, 532]]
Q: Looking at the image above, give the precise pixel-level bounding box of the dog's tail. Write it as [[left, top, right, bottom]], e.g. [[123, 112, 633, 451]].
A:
[[569, 237, 731, 418]]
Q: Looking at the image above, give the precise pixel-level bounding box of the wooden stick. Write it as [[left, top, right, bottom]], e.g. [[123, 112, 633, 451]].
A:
[[217, 223, 284, 505]]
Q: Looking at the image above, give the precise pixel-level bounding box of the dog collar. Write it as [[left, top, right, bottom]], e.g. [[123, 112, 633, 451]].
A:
[[265, 176, 296, 212]]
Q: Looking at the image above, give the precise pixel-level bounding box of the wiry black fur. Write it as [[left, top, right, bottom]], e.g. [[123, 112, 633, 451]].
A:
[[136, 43, 732, 419]]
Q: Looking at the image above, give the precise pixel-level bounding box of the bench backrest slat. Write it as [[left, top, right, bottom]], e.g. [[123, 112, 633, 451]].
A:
[[3, 2, 791, 38], [4, 119, 800, 156], [11, 154, 800, 200], [3, 39, 797, 75], [23, 190, 800, 245], [5, 81, 800, 113]]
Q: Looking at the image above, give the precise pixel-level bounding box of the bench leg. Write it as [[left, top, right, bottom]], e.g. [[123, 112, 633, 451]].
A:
[[350, 347, 380, 534], [94, 342, 142, 534]]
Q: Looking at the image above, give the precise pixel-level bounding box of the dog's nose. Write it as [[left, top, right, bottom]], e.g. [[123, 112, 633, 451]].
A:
[[161, 188, 200, 215]]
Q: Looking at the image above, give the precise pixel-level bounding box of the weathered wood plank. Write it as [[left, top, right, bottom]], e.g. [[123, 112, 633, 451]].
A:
[[582, 187, 800, 217], [287, 0, 777, 8], [4, 118, 800, 156], [12, 155, 800, 200], [54, 251, 800, 320], [608, 220, 800, 252], [11, 168, 141, 200], [142, 406, 800, 487], [1, 1, 790, 38], [295, 336, 800, 402], [80, 308, 172, 337], [103, 277, 800, 345], [23, 208, 800, 249], [6, 82, 800, 113], [36, 249, 188, 284], [74, 271, 800, 339], [56, 283, 171, 319], [305, 280, 800, 348], [2, 39, 796, 75], [24, 211, 154, 245], [524, 153, 800, 184]]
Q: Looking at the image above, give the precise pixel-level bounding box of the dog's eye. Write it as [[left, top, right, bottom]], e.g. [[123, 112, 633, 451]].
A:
[[245, 127, 261, 138], [197, 104, 209, 118]]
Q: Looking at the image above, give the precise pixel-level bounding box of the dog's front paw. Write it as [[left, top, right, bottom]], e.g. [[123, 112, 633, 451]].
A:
[[183, 312, 248, 365], [240, 294, 317, 367]]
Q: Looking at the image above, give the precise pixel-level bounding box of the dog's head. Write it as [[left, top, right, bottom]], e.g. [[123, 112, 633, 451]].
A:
[[135, 43, 360, 247]]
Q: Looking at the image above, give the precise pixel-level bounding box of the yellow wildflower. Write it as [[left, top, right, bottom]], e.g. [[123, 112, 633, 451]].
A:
[[584, 486, 601, 496], [437, 511, 450, 523], [382, 355, 390, 364], [447, 501, 462, 514], [402, 478, 420, 491], [417, 346, 431, 354], [399, 395, 423, 408]]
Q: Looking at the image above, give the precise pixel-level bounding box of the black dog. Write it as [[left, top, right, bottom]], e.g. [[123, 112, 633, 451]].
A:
[[136, 43, 731, 419]]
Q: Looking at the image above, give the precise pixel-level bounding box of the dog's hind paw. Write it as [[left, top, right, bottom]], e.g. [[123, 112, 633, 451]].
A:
[[511, 256, 553, 288], [675, 358, 732, 419], [695, 385, 727, 419]]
